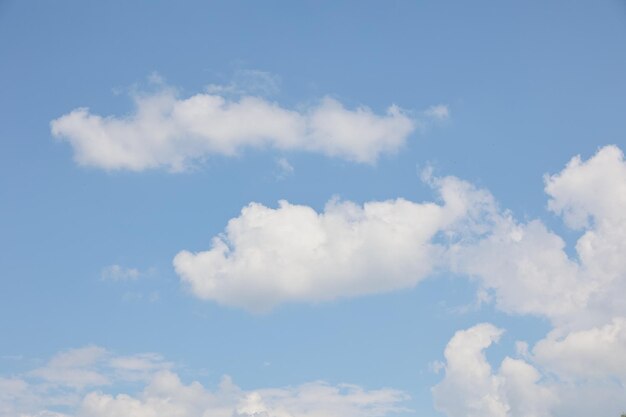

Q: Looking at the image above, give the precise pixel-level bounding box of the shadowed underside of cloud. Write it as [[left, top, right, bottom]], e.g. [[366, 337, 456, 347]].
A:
[[50, 83, 429, 171], [0, 347, 409, 417]]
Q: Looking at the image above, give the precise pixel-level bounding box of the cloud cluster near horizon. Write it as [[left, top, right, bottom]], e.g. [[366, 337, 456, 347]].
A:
[[49, 79, 446, 171], [0, 346, 408, 417]]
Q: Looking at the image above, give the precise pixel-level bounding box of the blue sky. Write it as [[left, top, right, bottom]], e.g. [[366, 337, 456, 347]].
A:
[[1, 1, 626, 416]]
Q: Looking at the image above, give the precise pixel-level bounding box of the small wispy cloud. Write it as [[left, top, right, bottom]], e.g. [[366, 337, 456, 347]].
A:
[[206, 69, 281, 97], [4, 347, 409, 417], [275, 157, 294, 180], [100, 265, 141, 281], [423, 104, 450, 121], [51, 77, 418, 171]]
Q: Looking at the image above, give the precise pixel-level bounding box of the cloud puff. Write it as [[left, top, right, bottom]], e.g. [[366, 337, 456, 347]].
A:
[[173, 176, 494, 312], [0, 348, 408, 417], [176, 146, 626, 317], [451, 145, 626, 327], [533, 317, 626, 381], [168, 144, 626, 413], [423, 104, 450, 121], [100, 265, 141, 281], [433, 322, 626, 417], [432, 323, 554, 417], [170, 144, 626, 321], [435, 146, 626, 417], [51, 83, 417, 171]]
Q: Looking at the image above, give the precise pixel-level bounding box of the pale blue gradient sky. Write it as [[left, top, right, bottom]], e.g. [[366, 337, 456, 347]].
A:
[[1, 1, 626, 416]]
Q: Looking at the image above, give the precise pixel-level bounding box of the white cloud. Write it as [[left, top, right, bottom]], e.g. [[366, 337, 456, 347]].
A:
[[0, 348, 408, 417], [275, 157, 294, 179], [27, 347, 171, 392], [80, 373, 408, 417], [30, 346, 110, 389], [545, 145, 626, 230], [450, 217, 585, 321], [165, 144, 626, 414], [100, 265, 141, 281], [423, 104, 450, 121], [532, 317, 626, 381], [51, 83, 418, 171], [205, 69, 281, 97], [451, 145, 626, 328], [433, 322, 626, 417], [432, 324, 555, 417], [434, 146, 626, 417], [173, 175, 494, 312]]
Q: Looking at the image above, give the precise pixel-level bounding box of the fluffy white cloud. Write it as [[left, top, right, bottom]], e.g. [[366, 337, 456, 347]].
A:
[[51, 84, 417, 171], [432, 323, 554, 417], [167, 144, 626, 415], [0, 348, 408, 417], [533, 317, 626, 381], [452, 145, 626, 328], [451, 217, 585, 321], [174, 145, 626, 319], [433, 322, 626, 417], [435, 146, 626, 417], [174, 175, 494, 312]]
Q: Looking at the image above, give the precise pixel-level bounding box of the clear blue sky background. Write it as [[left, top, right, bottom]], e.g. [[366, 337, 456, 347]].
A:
[[1, 1, 626, 416]]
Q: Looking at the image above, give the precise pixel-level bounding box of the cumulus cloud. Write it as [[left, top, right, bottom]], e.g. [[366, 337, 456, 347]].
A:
[[174, 145, 626, 318], [447, 146, 626, 327], [433, 322, 626, 417], [532, 317, 626, 381], [51, 81, 418, 171], [173, 175, 494, 312], [0, 348, 408, 417], [432, 323, 554, 417], [434, 146, 626, 417], [167, 144, 626, 414]]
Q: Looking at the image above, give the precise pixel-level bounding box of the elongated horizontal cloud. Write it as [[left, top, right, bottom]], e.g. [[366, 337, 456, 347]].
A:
[[80, 373, 408, 417], [0, 347, 409, 417], [27, 346, 172, 390], [50, 84, 417, 171], [173, 176, 494, 312]]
